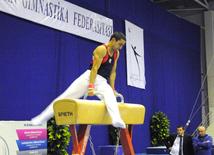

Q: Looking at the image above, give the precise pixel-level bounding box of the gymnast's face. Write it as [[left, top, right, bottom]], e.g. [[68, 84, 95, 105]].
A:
[[112, 38, 126, 51], [177, 127, 184, 136]]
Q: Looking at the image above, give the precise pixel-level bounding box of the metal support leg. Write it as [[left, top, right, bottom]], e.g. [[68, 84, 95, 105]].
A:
[[70, 124, 91, 155], [119, 124, 135, 155]]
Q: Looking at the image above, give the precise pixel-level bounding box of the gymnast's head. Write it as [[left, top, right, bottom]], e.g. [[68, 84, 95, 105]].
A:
[[110, 31, 126, 42], [109, 32, 126, 51]]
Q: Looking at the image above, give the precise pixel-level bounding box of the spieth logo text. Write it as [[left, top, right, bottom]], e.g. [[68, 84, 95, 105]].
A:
[[58, 112, 73, 117]]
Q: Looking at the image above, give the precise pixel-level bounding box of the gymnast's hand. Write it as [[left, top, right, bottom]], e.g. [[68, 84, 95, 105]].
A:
[[88, 88, 96, 96], [113, 90, 118, 97]]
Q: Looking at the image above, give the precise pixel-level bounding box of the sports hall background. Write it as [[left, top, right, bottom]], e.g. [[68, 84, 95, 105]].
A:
[[0, 0, 201, 154]]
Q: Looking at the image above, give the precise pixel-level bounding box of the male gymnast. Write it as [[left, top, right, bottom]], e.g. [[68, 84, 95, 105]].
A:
[[31, 31, 126, 129]]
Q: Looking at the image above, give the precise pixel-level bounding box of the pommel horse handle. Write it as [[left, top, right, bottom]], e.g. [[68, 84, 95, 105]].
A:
[[83, 91, 105, 102], [83, 91, 124, 104], [116, 93, 124, 104]]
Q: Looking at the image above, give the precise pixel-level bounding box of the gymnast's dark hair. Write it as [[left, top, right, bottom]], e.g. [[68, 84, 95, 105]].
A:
[[110, 31, 126, 41], [177, 125, 184, 130]]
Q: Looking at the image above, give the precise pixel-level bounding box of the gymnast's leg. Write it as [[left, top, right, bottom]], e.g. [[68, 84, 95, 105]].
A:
[[96, 81, 126, 129], [31, 71, 90, 125]]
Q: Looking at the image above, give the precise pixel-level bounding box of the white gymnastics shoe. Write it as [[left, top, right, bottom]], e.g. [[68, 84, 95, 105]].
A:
[[112, 119, 126, 129]]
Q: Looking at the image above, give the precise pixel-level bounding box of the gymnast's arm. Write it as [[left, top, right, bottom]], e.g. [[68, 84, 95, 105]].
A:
[[109, 50, 119, 95], [88, 45, 107, 96]]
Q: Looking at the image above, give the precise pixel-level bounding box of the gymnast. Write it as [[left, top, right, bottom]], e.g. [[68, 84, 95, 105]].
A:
[[31, 31, 126, 129]]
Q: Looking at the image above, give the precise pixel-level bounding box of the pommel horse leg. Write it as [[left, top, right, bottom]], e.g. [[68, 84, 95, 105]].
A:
[[70, 124, 91, 155], [119, 124, 135, 155], [69, 124, 135, 155]]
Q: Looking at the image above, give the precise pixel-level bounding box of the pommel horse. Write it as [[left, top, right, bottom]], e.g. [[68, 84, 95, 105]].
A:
[[53, 92, 145, 155]]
